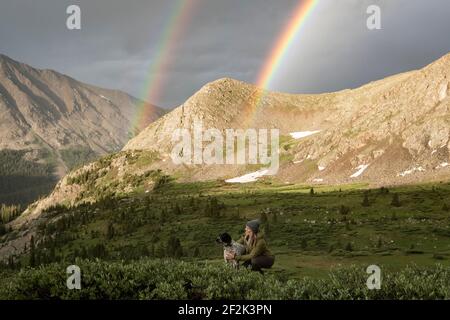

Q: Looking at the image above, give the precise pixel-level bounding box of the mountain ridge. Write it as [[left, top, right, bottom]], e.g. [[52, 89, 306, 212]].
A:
[[0, 53, 165, 205], [122, 52, 450, 187]]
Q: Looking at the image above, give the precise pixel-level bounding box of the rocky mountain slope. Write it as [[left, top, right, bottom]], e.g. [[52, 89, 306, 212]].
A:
[[123, 52, 450, 185], [0, 54, 165, 205]]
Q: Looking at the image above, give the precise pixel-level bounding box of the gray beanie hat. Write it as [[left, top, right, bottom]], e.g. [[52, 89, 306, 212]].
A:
[[246, 219, 260, 233]]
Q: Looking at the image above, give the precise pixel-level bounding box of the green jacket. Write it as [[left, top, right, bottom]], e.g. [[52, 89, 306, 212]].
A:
[[235, 233, 273, 262]]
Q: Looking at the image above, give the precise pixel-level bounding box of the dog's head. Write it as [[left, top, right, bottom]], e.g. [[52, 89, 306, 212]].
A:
[[215, 232, 232, 246]]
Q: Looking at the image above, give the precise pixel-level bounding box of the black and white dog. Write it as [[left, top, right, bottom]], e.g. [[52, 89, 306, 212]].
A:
[[216, 232, 246, 269]]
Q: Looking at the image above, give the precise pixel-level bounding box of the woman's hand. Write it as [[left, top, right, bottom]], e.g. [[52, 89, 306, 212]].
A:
[[225, 251, 236, 260]]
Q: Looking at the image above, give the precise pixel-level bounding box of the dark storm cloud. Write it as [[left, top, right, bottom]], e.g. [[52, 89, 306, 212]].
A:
[[1, 0, 450, 108]]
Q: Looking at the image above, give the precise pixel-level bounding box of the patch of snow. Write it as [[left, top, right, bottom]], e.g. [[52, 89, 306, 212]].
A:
[[398, 166, 425, 177], [293, 160, 304, 164], [435, 162, 449, 169], [439, 83, 448, 101], [289, 130, 321, 139], [225, 169, 269, 183], [318, 166, 326, 171], [350, 164, 369, 178], [313, 178, 323, 182], [431, 150, 437, 155], [100, 95, 111, 102]]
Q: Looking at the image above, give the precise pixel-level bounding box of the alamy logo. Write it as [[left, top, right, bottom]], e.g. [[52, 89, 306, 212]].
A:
[[66, 265, 81, 290], [171, 121, 280, 174], [366, 5, 381, 30], [66, 5, 81, 30], [366, 265, 381, 290]]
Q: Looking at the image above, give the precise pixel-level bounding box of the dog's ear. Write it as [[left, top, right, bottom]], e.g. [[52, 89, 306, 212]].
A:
[[222, 232, 232, 244]]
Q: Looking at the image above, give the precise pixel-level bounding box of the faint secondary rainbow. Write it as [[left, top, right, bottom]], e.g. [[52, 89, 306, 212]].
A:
[[131, 0, 197, 134], [253, 0, 319, 108]]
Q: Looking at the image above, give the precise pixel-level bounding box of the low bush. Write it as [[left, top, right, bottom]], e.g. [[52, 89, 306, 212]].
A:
[[0, 259, 449, 300]]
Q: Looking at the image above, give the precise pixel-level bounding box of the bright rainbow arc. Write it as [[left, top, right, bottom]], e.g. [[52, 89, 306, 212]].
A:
[[131, 0, 197, 135], [253, 0, 319, 108]]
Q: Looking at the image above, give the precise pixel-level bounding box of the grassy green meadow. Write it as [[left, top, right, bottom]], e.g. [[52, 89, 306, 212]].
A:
[[1, 177, 450, 299]]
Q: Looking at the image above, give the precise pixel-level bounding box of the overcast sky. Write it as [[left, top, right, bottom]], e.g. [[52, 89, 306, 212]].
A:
[[1, 0, 450, 108]]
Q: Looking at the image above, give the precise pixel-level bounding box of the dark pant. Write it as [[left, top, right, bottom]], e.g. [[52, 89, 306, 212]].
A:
[[243, 255, 275, 271]]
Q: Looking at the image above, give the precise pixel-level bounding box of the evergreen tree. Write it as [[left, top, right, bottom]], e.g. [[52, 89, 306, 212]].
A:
[[310, 188, 315, 196], [391, 193, 401, 207], [361, 193, 370, 207], [376, 237, 383, 248], [174, 244, 183, 258], [345, 242, 353, 252], [189, 197, 195, 208], [0, 204, 21, 224], [235, 207, 240, 219], [81, 246, 88, 258], [159, 210, 167, 223], [29, 236, 36, 267], [264, 220, 270, 237], [193, 247, 200, 258], [50, 245, 56, 262], [167, 235, 183, 258], [35, 251, 41, 266], [8, 255, 15, 269], [301, 238, 308, 249], [272, 212, 278, 224], [204, 197, 222, 217], [150, 244, 155, 257], [174, 204, 182, 215], [106, 222, 115, 240], [260, 211, 268, 224], [339, 205, 351, 215], [155, 243, 165, 258]]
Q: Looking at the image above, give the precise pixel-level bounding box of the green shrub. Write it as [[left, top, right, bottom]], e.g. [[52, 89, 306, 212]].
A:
[[361, 193, 370, 207], [1, 259, 449, 300], [339, 205, 351, 215], [391, 193, 401, 207]]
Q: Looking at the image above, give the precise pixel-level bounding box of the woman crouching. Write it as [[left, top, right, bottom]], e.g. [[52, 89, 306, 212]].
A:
[[226, 219, 275, 273]]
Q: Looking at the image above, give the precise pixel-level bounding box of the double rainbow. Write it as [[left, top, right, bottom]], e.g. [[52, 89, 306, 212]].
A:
[[132, 0, 319, 133]]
